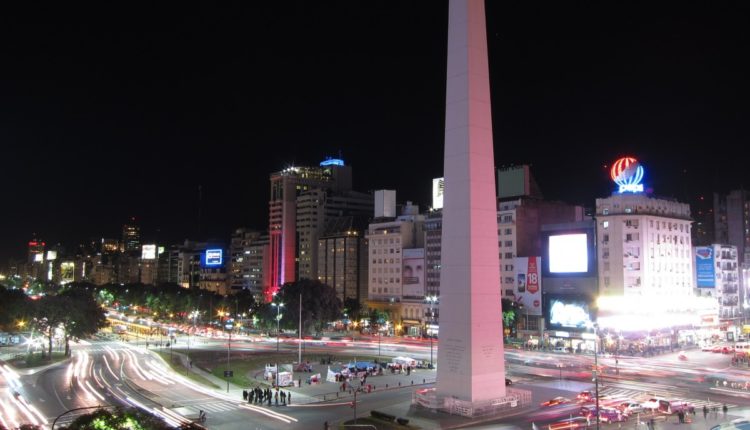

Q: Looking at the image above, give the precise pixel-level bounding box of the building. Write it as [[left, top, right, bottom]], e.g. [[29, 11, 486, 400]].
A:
[[366, 200, 424, 336], [694, 244, 741, 340], [317, 216, 370, 305], [157, 246, 180, 285], [596, 193, 693, 298], [121, 219, 140, 253], [296, 190, 373, 282], [229, 228, 270, 298], [268, 157, 353, 299], [714, 189, 750, 314]]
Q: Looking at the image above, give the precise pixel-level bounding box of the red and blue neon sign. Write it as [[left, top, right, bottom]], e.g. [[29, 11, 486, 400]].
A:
[[610, 157, 644, 193]]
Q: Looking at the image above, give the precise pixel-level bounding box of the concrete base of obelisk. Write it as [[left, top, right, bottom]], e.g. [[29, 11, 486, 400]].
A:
[[413, 386, 532, 418]]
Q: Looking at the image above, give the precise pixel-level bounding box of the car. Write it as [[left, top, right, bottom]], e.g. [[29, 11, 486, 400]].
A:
[[577, 390, 593, 402], [548, 416, 591, 430], [618, 402, 644, 415], [541, 396, 571, 407], [580, 406, 627, 423], [642, 398, 663, 411], [554, 346, 568, 353], [505, 378, 512, 386]]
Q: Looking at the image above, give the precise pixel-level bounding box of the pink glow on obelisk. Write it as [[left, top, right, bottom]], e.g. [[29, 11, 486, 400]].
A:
[[435, 0, 507, 402]]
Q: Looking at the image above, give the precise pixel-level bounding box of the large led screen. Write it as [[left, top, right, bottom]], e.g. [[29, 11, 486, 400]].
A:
[[202, 249, 223, 267], [546, 296, 594, 330], [548, 233, 588, 273]]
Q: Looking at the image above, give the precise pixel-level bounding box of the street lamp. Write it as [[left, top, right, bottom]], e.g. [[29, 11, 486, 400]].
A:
[[426, 295, 438, 369], [586, 321, 601, 430], [218, 310, 231, 393], [271, 302, 284, 352]]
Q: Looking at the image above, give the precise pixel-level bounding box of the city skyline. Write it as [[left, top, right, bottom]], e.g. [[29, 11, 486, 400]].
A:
[[3, 2, 750, 262]]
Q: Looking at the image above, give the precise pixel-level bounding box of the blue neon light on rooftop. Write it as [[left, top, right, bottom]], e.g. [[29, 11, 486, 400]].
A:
[[320, 157, 345, 166]]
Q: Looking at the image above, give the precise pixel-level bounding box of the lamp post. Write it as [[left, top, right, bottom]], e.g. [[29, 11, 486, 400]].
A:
[[586, 322, 601, 430], [272, 302, 284, 352], [426, 295, 438, 369], [219, 310, 231, 393]]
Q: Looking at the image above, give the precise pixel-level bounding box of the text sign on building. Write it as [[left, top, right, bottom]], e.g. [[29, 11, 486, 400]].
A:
[[695, 246, 716, 288], [610, 157, 645, 193], [204, 249, 223, 267], [512, 257, 542, 316]]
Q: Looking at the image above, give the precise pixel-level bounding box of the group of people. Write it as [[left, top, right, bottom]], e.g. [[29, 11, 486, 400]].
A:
[[242, 387, 290, 406]]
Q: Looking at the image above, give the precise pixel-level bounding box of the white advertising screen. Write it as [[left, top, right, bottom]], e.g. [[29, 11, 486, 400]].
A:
[[141, 244, 157, 260], [432, 177, 444, 210], [549, 234, 588, 273], [402, 248, 425, 299]]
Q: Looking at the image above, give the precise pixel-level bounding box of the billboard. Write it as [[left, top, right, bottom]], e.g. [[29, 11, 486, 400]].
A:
[[141, 244, 157, 260], [545, 294, 595, 331], [203, 248, 223, 267], [33, 253, 44, 263], [549, 233, 588, 273], [432, 177, 444, 210], [402, 248, 425, 299], [46, 250, 57, 261], [511, 257, 542, 316], [60, 261, 75, 284], [695, 246, 716, 288]]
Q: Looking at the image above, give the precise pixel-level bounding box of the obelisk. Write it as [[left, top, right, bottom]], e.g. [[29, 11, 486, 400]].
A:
[[435, 0, 507, 404]]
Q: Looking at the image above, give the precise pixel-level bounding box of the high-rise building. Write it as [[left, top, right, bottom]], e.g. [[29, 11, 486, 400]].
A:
[[317, 216, 369, 305], [122, 218, 140, 253], [229, 228, 270, 298], [267, 157, 353, 300], [157, 246, 180, 285], [297, 190, 373, 282], [714, 191, 750, 306]]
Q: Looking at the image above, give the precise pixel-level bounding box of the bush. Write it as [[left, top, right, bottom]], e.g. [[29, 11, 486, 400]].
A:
[[370, 410, 396, 422]]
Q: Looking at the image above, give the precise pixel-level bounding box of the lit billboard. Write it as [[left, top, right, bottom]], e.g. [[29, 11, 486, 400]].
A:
[[511, 256, 542, 316], [545, 294, 595, 330], [548, 233, 588, 274], [203, 249, 223, 267], [33, 253, 44, 263], [432, 177, 444, 210], [46, 250, 57, 261], [60, 261, 75, 284], [141, 244, 157, 260], [402, 248, 425, 299], [695, 246, 716, 288]]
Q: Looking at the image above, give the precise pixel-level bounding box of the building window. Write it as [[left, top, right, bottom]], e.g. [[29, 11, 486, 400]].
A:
[[602, 221, 609, 229], [504, 241, 513, 247], [504, 252, 513, 259], [603, 234, 609, 243]]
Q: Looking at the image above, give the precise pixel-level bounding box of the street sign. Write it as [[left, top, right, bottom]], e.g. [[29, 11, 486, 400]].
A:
[[224, 370, 233, 377]]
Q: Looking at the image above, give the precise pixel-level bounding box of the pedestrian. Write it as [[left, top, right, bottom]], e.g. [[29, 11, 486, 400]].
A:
[[274, 391, 279, 406], [242, 389, 248, 401], [281, 390, 286, 404], [703, 405, 708, 419], [287, 392, 291, 404], [723, 404, 728, 416], [248, 390, 254, 403]]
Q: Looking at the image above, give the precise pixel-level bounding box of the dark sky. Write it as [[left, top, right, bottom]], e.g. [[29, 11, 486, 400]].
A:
[[2, 2, 750, 263]]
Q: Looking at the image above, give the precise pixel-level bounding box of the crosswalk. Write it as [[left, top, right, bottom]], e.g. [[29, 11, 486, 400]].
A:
[[597, 383, 735, 411], [181, 399, 239, 413]]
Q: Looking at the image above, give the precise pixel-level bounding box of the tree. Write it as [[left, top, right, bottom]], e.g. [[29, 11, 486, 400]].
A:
[[0, 286, 32, 331], [501, 298, 521, 339], [34, 295, 68, 359], [58, 287, 108, 356], [343, 298, 362, 323], [276, 279, 342, 335], [59, 407, 195, 430]]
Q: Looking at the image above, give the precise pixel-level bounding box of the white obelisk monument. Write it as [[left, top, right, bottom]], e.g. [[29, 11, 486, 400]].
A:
[[435, 0, 507, 405]]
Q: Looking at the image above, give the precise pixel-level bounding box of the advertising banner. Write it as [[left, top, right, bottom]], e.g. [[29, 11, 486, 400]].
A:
[[512, 256, 542, 316], [402, 248, 425, 299], [695, 246, 715, 288]]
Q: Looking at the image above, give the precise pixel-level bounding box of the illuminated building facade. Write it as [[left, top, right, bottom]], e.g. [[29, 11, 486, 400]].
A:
[[121, 219, 140, 252], [317, 216, 369, 305], [366, 201, 424, 335], [296, 190, 372, 282], [267, 158, 352, 300], [714, 189, 750, 315], [596, 194, 693, 298], [229, 228, 269, 298]]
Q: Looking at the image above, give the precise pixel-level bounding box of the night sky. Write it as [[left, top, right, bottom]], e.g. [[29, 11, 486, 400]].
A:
[[2, 2, 749, 263]]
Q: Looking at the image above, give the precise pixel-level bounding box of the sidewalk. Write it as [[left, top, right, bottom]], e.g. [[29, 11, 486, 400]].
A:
[[152, 347, 435, 407]]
